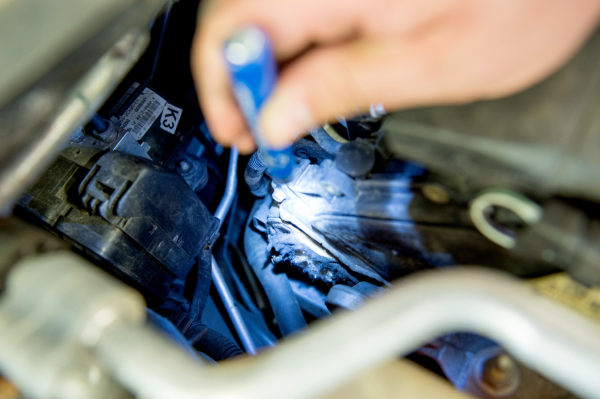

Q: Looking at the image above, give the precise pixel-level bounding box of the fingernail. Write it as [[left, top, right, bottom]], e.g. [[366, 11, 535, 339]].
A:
[[259, 90, 313, 149]]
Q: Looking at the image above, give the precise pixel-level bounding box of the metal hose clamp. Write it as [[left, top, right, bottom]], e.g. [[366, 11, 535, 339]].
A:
[[470, 189, 543, 248]]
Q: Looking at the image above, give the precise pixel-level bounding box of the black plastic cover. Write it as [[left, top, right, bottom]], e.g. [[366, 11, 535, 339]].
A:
[[19, 150, 219, 300]]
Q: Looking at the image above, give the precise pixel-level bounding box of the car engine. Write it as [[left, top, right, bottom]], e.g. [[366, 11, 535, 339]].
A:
[[1, 1, 600, 399]]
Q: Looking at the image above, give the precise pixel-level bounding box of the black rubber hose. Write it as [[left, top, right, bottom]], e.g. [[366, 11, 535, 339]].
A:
[[147, 309, 199, 359], [180, 250, 213, 333], [244, 200, 307, 336], [293, 138, 334, 164], [186, 323, 244, 360]]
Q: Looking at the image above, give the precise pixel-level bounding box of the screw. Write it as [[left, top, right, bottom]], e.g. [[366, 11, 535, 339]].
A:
[[177, 160, 192, 173], [478, 354, 520, 397], [422, 183, 450, 204]]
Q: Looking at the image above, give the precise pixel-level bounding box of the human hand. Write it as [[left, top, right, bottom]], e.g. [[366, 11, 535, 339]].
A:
[[192, 0, 600, 154]]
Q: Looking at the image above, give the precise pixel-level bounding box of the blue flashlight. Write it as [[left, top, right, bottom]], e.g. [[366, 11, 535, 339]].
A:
[[224, 26, 296, 182]]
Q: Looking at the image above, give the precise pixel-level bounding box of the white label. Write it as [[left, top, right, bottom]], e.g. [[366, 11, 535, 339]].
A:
[[110, 82, 140, 116], [160, 103, 183, 134], [118, 87, 166, 140]]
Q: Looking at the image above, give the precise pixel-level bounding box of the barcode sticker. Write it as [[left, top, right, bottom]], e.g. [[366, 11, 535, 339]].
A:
[[110, 82, 140, 116], [118, 87, 166, 140], [160, 103, 183, 134]]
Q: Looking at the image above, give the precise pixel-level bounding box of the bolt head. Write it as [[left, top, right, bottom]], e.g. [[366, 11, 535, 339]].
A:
[[422, 183, 451, 204], [477, 354, 520, 397], [178, 160, 192, 173]]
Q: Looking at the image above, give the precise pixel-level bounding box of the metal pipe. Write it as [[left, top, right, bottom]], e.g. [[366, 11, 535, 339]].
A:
[[213, 147, 239, 225], [322, 360, 472, 399], [209, 145, 256, 354], [211, 255, 257, 355], [96, 267, 600, 399], [222, 194, 261, 315]]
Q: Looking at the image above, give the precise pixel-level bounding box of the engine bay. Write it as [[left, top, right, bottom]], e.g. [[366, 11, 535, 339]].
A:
[[3, 1, 600, 398]]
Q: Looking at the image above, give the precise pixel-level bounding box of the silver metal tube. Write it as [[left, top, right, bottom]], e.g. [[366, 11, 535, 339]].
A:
[[211, 255, 257, 355], [213, 146, 239, 225], [96, 267, 600, 399], [209, 145, 256, 353]]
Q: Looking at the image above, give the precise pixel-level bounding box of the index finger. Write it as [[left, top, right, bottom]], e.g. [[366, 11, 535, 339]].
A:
[[192, 0, 366, 147]]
